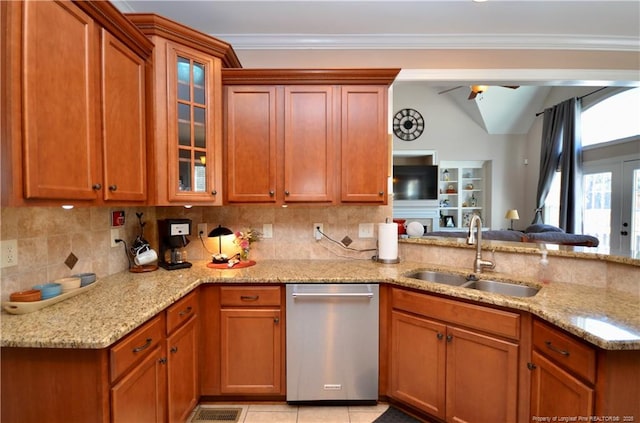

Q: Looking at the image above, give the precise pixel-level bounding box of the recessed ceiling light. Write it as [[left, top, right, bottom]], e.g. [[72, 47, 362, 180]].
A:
[[473, 0, 488, 2]]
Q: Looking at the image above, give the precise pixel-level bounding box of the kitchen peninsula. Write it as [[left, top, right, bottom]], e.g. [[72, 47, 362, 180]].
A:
[[2, 249, 639, 423]]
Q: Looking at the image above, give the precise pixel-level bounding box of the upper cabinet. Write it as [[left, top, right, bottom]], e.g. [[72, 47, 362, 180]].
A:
[[222, 69, 399, 206], [1, 0, 153, 206], [127, 14, 241, 206]]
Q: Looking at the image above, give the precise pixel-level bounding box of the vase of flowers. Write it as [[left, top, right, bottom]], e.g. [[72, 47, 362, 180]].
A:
[[234, 228, 260, 261]]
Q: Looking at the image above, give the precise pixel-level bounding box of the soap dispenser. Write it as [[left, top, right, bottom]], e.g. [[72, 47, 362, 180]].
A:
[[538, 248, 550, 284]]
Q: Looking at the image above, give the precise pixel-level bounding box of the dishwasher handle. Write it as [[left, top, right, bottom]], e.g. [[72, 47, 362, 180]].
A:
[[291, 292, 374, 299]]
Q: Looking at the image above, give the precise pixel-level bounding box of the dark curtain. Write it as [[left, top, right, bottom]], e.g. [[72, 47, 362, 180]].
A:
[[558, 98, 583, 233], [532, 97, 583, 232]]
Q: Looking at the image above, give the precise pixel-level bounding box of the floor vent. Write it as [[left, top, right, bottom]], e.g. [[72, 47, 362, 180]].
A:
[[191, 407, 243, 422]]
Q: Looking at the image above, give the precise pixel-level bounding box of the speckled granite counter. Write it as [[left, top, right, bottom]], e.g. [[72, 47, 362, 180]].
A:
[[1, 259, 639, 350]]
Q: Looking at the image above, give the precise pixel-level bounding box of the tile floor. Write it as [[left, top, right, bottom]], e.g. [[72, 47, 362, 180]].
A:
[[188, 403, 390, 423]]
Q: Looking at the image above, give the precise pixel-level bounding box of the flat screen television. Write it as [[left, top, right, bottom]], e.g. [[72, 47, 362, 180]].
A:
[[392, 165, 439, 200]]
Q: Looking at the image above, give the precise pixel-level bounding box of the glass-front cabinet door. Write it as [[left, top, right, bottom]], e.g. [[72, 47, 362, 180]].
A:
[[167, 46, 222, 204]]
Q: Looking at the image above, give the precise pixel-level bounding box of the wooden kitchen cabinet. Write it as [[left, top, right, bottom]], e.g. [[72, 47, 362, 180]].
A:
[[127, 14, 241, 206], [166, 292, 199, 423], [224, 83, 336, 204], [222, 69, 398, 205], [199, 285, 286, 397], [389, 287, 523, 423], [1, 0, 152, 206]]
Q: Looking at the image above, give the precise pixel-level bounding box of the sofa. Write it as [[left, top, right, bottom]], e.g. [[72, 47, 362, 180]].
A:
[[427, 224, 599, 247]]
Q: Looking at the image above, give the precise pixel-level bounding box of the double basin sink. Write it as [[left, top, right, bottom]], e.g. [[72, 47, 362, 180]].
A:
[[405, 270, 539, 298]]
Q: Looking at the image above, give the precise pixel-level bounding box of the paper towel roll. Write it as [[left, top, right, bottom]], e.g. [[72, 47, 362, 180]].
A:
[[377, 222, 398, 262]]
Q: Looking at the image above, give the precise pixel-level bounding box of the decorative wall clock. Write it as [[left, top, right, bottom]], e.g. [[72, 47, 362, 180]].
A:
[[393, 108, 424, 141]]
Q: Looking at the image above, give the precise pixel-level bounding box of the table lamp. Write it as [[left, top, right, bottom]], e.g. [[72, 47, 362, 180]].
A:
[[505, 209, 520, 230]]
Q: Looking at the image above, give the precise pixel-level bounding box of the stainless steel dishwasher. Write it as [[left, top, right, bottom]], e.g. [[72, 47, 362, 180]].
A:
[[286, 283, 379, 404]]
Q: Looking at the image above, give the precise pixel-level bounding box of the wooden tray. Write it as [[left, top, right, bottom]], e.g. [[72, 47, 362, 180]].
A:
[[207, 260, 256, 269], [2, 281, 98, 315]]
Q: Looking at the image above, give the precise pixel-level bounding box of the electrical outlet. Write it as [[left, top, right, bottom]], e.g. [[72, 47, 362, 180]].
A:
[[262, 223, 273, 239], [197, 223, 208, 237], [0, 239, 18, 268], [359, 223, 375, 238], [110, 228, 120, 248], [314, 223, 323, 241]]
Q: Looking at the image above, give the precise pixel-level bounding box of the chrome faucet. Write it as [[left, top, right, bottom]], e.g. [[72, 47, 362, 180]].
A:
[[467, 214, 496, 273]]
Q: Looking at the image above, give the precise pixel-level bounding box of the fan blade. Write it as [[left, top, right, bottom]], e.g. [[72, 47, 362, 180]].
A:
[[438, 86, 463, 95], [468, 90, 478, 100], [501, 86, 520, 89]]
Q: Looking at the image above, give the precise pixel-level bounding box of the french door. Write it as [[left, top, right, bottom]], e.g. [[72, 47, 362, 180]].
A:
[[583, 159, 640, 255]]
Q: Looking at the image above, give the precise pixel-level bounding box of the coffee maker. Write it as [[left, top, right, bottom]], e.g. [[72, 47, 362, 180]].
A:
[[158, 219, 193, 270]]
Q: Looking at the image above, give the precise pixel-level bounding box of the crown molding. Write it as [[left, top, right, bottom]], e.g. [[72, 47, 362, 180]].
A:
[[211, 33, 640, 52]]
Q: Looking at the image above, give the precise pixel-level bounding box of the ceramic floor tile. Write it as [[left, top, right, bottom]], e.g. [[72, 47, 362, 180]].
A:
[[297, 406, 350, 423], [349, 411, 386, 423], [247, 403, 298, 412], [243, 410, 298, 423]]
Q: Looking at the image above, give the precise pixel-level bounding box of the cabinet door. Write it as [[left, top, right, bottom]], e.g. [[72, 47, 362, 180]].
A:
[[340, 85, 388, 203], [283, 86, 335, 203], [389, 310, 446, 420], [446, 326, 519, 423], [22, 0, 101, 200], [101, 30, 147, 202], [111, 345, 166, 423], [225, 86, 278, 203], [166, 44, 222, 203], [220, 308, 282, 394], [167, 316, 198, 423], [530, 350, 594, 418]]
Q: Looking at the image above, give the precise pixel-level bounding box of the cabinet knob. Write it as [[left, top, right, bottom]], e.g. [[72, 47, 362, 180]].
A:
[[108, 185, 118, 192], [527, 362, 537, 371], [159, 357, 167, 365], [170, 346, 178, 354], [92, 183, 102, 191], [285, 190, 290, 196], [378, 191, 384, 196], [269, 190, 275, 197], [446, 334, 453, 342], [212, 189, 218, 196], [274, 317, 280, 324], [437, 333, 444, 340]]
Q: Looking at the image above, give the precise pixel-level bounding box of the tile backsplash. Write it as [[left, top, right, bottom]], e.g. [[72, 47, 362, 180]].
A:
[[0, 205, 391, 300]]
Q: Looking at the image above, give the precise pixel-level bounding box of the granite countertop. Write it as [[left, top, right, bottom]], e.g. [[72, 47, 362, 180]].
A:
[[1, 259, 639, 350]]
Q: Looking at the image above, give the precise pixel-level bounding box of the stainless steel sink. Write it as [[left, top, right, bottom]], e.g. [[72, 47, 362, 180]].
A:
[[405, 271, 472, 287], [462, 279, 539, 297]]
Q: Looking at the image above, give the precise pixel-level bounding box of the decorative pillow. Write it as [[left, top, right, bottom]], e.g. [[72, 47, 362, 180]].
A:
[[524, 224, 565, 234], [483, 230, 528, 242]]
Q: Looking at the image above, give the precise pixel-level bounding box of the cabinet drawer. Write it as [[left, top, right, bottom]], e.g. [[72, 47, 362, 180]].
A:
[[391, 287, 520, 340], [110, 315, 164, 382], [533, 319, 596, 384], [166, 291, 198, 335], [220, 286, 281, 307]]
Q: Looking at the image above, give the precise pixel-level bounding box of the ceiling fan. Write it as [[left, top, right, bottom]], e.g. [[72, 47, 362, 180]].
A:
[[438, 85, 520, 100]]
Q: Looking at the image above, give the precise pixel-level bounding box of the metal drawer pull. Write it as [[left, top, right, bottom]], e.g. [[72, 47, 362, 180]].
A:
[[241, 295, 260, 301], [132, 338, 152, 353], [179, 306, 193, 316], [545, 341, 570, 356], [292, 292, 373, 298]]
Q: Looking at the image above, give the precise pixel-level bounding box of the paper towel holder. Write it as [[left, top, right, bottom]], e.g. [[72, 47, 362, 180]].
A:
[[376, 256, 400, 264]]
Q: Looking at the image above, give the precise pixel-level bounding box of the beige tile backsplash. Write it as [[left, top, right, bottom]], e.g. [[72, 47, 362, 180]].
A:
[[2, 205, 638, 300], [1, 205, 390, 300]]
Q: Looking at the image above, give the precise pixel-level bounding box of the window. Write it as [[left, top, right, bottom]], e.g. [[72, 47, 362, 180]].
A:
[[581, 87, 640, 147]]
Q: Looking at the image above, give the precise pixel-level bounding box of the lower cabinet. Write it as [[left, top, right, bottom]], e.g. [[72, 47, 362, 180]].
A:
[[200, 285, 285, 397], [388, 287, 522, 423]]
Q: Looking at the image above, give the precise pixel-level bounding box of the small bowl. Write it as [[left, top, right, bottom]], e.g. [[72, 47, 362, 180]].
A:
[[55, 277, 81, 293], [32, 283, 62, 300], [72, 272, 96, 287], [9, 289, 42, 302]]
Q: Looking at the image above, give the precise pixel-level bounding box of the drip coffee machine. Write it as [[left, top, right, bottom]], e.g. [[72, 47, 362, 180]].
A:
[[158, 219, 193, 270]]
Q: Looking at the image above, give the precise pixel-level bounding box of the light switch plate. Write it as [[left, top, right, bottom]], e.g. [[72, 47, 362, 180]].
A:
[[262, 224, 273, 239]]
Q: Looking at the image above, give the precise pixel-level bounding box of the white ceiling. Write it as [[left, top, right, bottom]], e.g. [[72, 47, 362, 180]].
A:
[[114, 0, 640, 134]]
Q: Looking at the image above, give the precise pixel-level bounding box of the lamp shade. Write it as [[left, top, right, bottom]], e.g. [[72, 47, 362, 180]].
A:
[[208, 225, 233, 238], [505, 209, 520, 220]]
